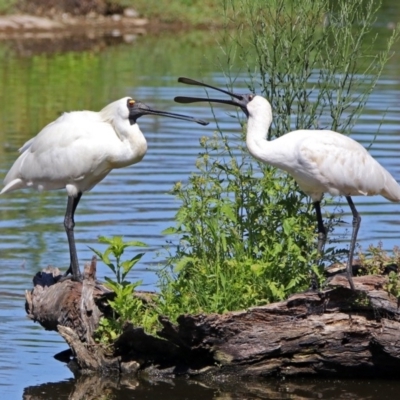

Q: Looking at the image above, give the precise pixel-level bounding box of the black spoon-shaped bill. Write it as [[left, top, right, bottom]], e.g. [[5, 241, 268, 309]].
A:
[[174, 96, 240, 108], [177, 77, 243, 100], [131, 101, 209, 126], [176, 77, 253, 116]]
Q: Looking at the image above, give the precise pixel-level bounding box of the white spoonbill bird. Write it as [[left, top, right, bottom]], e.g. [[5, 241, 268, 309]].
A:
[[1, 97, 208, 281], [175, 77, 400, 290]]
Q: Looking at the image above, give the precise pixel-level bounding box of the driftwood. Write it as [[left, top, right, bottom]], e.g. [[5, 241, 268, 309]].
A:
[[25, 258, 400, 379]]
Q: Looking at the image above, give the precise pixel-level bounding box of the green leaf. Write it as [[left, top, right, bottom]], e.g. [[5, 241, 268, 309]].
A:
[[285, 278, 297, 290], [98, 236, 115, 245], [88, 246, 115, 273], [250, 263, 264, 275], [104, 276, 120, 292], [88, 246, 103, 259], [175, 256, 195, 272], [221, 232, 227, 253], [121, 260, 135, 275], [161, 226, 178, 235], [130, 252, 145, 264], [121, 253, 144, 280], [282, 219, 292, 235], [221, 202, 237, 223], [125, 241, 148, 248]]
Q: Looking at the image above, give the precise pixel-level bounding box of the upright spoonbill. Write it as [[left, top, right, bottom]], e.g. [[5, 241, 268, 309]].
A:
[[174, 77, 400, 290], [1, 97, 208, 281]]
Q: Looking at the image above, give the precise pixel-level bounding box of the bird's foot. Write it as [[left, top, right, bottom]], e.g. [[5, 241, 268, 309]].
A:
[[71, 273, 83, 283], [58, 274, 73, 283], [60, 265, 82, 283], [58, 273, 83, 283]]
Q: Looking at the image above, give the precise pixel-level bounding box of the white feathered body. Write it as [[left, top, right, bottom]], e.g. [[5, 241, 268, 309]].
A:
[[1, 98, 147, 197], [245, 96, 400, 203]]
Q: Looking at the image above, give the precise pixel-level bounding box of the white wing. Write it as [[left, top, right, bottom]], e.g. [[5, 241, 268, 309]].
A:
[[292, 130, 400, 201], [1, 111, 117, 194]]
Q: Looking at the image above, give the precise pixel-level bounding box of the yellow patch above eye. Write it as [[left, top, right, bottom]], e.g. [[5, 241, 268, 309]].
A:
[[128, 99, 135, 105]]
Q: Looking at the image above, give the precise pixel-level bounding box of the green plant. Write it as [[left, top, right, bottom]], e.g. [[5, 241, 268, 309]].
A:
[[358, 243, 400, 274], [221, 0, 398, 134], [356, 243, 400, 298], [157, 0, 399, 319], [386, 271, 400, 299], [90, 236, 158, 343], [357, 242, 400, 275], [157, 133, 326, 318], [91, 235, 146, 284]]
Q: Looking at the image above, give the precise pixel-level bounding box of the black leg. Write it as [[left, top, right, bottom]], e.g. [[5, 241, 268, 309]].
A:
[[345, 196, 359, 291], [64, 192, 82, 281], [314, 200, 326, 254]]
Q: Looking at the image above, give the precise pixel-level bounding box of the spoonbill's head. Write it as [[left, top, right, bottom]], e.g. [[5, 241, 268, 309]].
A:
[[101, 96, 209, 126], [174, 77, 269, 118]]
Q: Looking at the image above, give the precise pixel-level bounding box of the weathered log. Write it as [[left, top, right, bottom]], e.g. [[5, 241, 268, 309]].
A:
[[25, 262, 400, 378], [25, 256, 109, 341], [25, 256, 120, 374], [157, 274, 400, 378]]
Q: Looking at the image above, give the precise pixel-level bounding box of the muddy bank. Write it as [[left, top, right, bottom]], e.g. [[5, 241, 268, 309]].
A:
[[0, 13, 149, 38], [0, 10, 197, 55]]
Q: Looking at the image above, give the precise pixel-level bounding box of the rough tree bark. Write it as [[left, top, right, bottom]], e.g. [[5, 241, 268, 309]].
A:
[[25, 259, 400, 379]]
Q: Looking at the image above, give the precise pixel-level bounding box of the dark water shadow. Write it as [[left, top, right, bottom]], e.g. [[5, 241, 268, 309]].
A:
[[22, 373, 400, 400], [22, 375, 214, 400], [3, 33, 136, 56]]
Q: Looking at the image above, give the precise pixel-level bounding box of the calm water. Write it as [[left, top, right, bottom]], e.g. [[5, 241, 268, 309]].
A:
[[1, 8, 400, 400]]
